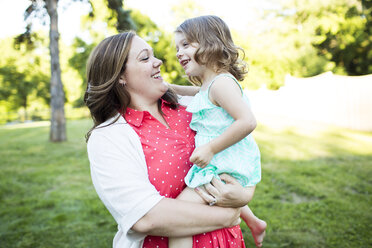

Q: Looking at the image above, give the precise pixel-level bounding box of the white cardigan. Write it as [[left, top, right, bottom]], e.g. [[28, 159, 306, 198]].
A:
[[87, 114, 164, 248]]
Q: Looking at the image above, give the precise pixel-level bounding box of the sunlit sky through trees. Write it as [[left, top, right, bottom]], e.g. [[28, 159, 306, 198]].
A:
[[0, 0, 279, 44]]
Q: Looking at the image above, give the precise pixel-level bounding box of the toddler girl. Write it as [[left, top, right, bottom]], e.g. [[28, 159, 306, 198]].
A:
[[170, 16, 267, 248]]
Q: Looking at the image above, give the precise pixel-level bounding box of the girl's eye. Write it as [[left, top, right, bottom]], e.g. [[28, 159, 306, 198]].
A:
[[141, 57, 149, 61], [183, 42, 188, 47]]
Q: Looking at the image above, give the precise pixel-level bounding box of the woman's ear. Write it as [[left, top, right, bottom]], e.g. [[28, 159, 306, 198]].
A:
[[119, 74, 126, 85]]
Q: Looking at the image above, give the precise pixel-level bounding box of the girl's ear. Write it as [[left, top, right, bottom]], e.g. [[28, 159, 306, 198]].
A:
[[119, 74, 126, 85]]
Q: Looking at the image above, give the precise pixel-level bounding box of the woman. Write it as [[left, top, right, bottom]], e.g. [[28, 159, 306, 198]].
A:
[[85, 31, 256, 248]]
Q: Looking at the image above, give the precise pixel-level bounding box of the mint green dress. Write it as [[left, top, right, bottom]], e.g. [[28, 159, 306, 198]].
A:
[[184, 74, 261, 188]]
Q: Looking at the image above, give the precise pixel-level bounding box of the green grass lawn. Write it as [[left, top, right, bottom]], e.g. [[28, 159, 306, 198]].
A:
[[0, 118, 371, 247]]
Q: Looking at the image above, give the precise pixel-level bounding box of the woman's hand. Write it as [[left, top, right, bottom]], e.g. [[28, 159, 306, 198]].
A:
[[195, 174, 255, 208]]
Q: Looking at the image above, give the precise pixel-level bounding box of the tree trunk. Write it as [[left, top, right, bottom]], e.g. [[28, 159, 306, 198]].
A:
[[45, 0, 66, 142], [23, 99, 28, 122]]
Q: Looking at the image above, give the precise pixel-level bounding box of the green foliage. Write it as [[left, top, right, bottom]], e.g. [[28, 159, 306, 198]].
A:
[[0, 119, 371, 247], [0, 37, 50, 121], [68, 38, 95, 107], [277, 0, 372, 76], [0, 62, 50, 108], [313, 0, 372, 75], [106, 0, 136, 31]]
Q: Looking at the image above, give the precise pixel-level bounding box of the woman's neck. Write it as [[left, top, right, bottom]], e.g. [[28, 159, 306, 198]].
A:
[[129, 97, 159, 114]]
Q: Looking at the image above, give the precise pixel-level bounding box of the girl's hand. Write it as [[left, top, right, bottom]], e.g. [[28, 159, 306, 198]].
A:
[[195, 174, 255, 208], [189, 144, 214, 168]]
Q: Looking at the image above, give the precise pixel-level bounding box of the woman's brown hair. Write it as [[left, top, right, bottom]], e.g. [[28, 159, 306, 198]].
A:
[[84, 31, 178, 141], [175, 15, 248, 85]]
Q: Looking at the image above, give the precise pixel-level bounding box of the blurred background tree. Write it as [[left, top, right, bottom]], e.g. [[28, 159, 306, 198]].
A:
[[11, 0, 134, 141]]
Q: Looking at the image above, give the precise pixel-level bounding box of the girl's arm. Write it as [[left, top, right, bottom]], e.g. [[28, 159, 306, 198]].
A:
[[190, 77, 256, 167], [168, 82, 200, 96], [208, 76, 256, 154]]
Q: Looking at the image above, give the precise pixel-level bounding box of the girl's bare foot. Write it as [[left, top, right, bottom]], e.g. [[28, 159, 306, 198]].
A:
[[249, 219, 267, 247]]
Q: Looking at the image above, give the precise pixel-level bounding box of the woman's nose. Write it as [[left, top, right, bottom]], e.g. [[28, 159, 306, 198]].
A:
[[154, 57, 163, 67]]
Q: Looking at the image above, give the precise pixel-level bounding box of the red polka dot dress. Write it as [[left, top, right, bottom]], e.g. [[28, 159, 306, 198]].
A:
[[123, 100, 246, 248]]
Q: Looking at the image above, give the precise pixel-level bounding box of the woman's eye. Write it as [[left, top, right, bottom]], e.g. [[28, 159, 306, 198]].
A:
[[141, 57, 149, 61], [183, 42, 188, 47]]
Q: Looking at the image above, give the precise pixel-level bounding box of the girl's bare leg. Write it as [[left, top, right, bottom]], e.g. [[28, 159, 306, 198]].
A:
[[241, 206, 267, 247], [168, 187, 205, 248]]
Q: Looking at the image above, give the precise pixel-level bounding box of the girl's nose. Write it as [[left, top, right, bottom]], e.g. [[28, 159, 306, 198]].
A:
[[176, 50, 183, 59]]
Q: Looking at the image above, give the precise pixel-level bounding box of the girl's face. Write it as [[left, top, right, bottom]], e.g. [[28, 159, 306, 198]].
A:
[[123, 35, 169, 103], [175, 32, 206, 77]]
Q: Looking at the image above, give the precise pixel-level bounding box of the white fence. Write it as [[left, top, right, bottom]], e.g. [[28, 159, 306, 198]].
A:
[[247, 72, 372, 131]]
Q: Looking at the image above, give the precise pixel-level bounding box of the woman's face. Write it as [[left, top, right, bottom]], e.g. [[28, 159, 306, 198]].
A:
[[175, 32, 206, 77], [123, 35, 169, 103]]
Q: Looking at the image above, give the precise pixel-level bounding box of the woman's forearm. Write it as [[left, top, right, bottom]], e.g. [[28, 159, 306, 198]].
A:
[[132, 197, 240, 237]]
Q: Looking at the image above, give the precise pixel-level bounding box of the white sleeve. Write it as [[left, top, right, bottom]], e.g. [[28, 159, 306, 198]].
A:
[[87, 123, 164, 242]]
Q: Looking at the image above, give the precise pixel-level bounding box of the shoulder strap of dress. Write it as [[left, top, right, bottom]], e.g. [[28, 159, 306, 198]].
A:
[[207, 73, 243, 94]]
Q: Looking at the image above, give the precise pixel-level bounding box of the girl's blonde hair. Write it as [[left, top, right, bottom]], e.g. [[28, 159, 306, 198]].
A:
[[84, 31, 178, 141], [175, 15, 248, 85]]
